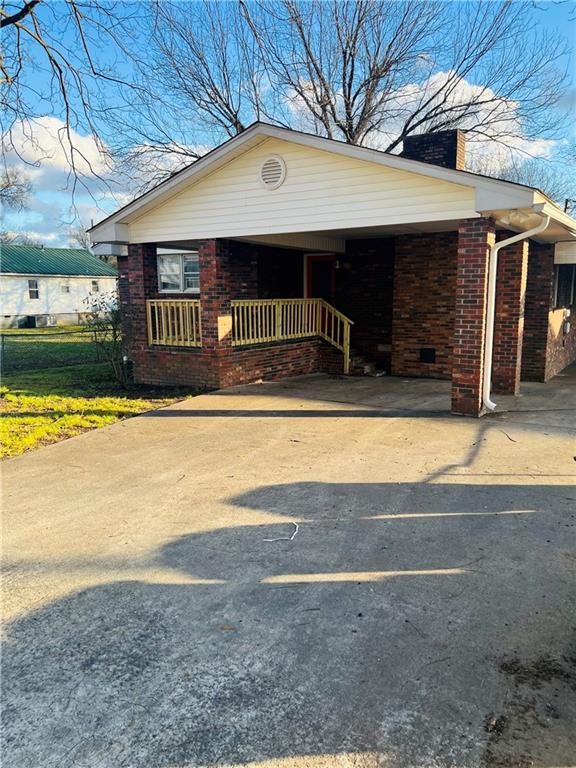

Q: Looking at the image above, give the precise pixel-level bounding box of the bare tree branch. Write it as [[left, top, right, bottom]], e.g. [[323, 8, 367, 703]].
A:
[[68, 224, 93, 250], [0, 0, 40, 29], [137, 0, 570, 170], [1, 0, 144, 205], [1, 0, 572, 211], [0, 167, 32, 209]]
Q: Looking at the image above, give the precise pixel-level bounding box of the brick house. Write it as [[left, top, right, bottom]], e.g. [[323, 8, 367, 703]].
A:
[[89, 123, 576, 417]]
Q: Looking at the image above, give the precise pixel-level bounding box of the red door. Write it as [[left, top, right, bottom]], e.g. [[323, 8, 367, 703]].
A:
[[306, 254, 336, 304]]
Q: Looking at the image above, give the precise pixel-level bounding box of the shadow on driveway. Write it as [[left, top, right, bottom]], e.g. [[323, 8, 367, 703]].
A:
[[2, 481, 575, 768]]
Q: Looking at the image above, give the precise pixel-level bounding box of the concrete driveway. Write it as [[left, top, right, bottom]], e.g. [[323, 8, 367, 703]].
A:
[[2, 369, 576, 768]]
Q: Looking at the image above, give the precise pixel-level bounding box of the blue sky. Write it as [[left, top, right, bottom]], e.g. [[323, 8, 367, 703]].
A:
[[3, 0, 576, 247], [536, 0, 576, 116]]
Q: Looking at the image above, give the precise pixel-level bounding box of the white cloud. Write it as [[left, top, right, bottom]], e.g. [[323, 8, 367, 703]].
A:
[[283, 82, 326, 135], [376, 71, 558, 170], [284, 71, 557, 172], [2, 117, 209, 244], [5, 116, 111, 177], [2, 118, 126, 245]]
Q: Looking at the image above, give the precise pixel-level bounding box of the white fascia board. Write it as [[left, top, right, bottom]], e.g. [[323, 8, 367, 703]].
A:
[[535, 202, 576, 238], [475, 196, 576, 243], [475, 186, 536, 214], [90, 220, 129, 244], [92, 242, 128, 257]]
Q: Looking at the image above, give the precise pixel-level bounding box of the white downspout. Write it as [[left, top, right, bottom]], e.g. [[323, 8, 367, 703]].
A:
[[482, 213, 550, 412]]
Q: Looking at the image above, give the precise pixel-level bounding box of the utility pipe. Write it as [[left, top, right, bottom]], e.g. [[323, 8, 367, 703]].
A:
[[482, 213, 550, 412]]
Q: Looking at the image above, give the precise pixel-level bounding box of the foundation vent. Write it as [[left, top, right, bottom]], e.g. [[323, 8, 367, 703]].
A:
[[260, 155, 286, 190]]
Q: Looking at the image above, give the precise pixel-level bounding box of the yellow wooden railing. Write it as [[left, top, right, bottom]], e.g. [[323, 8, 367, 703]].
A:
[[146, 299, 202, 347], [231, 298, 353, 373]]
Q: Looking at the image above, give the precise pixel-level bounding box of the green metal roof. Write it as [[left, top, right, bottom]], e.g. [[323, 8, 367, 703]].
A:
[[0, 245, 118, 277]]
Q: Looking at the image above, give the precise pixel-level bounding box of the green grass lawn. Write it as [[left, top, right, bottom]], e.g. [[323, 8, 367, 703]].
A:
[[0, 363, 199, 459], [1, 326, 103, 373], [0, 325, 87, 334]]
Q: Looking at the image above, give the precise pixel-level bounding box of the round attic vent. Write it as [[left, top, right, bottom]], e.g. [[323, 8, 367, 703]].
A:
[[260, 155, 286, 189]]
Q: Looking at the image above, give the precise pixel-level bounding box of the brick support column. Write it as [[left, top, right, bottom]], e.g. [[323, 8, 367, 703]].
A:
[[197, 239, 258, 384], [124, 243, 157, 353], [198, 239, 234, 353], [492, 238, 528, 395], [451, 218, 494, 416]]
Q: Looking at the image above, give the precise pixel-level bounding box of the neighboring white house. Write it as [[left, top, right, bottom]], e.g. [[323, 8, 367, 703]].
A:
[[0, 245, 118, 328]]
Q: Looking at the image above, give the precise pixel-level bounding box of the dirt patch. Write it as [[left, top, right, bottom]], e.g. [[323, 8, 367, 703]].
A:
[[499, 655, 576, 691], [483, 653, 576, 767]]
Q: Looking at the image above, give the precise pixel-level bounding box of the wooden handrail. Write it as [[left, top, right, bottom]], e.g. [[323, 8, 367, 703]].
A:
[[231, 298, 353, 373], [146, 299, 202, 347]]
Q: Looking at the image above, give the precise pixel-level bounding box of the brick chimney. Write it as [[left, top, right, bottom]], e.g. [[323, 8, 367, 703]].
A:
[[401, 129, 466, 171]]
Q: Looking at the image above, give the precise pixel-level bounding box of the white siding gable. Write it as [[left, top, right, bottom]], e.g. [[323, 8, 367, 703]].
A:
[[129, 137, 476, 243]]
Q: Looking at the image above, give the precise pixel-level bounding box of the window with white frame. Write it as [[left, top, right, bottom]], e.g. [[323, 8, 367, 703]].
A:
[[157, 252, 200, 293], [28, 279, 39, 299], [91, 280, 100, 292], [61, 283, 70, 293], [554, 265, 576, 309]]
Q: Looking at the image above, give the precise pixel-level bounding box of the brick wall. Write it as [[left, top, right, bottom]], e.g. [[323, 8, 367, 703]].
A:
[[123, 232, 567, 404], [522, 243, 555, 381], [318, 342, 347, 375], [228, 242, 259, 298], [132, 347, 220, 389], [391, 233, 458, 378], [401, 130, 466, 170], [451, 218, 494, 416], [132, 337, 342, 389], [198, 239, 224, 353], [219, 338, 329, 388], [335, 239, 394, 368], [116, 253, 131, 344]]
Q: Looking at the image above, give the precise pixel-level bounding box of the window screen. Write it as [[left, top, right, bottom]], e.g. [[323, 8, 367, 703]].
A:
[[183, 253, 200, 292], [157, 252, 200, 292]]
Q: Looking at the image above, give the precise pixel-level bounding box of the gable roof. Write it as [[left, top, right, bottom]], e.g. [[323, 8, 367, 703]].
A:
[[0, 245, 118, 277], [88, 122, 576, 244]]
